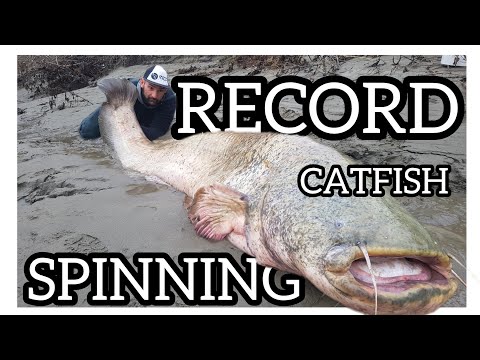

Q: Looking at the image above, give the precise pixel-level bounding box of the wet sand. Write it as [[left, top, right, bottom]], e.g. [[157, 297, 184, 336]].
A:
[[17, 55, 466, 310]]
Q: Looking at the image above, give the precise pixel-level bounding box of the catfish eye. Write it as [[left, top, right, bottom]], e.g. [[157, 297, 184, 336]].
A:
[[334, 220, 344, 229]]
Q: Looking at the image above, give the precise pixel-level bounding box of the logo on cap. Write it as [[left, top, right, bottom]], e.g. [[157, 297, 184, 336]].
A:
[[145, 65, 169, 87]]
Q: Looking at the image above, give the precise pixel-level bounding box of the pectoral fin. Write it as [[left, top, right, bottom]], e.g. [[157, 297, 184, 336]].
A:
[[186, 184, 248, 241]]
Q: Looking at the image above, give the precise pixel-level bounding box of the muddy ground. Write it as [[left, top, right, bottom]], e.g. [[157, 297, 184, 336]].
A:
[[17, 55, 466, 311]]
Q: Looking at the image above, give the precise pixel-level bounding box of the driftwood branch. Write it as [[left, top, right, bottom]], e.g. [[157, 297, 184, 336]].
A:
[[70, 91, 94, 105]]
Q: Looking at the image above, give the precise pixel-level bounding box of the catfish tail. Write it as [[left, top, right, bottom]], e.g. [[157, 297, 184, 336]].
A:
[[98, 78, 138, 109]]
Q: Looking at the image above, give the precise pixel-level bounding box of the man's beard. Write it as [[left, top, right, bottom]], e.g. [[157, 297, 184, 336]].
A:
[[146, 97, 160, 106]]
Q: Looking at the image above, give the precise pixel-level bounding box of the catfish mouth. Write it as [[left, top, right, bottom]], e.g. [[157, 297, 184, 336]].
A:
[[323, 248, 458, 314], [349, 256, 450, 293]]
